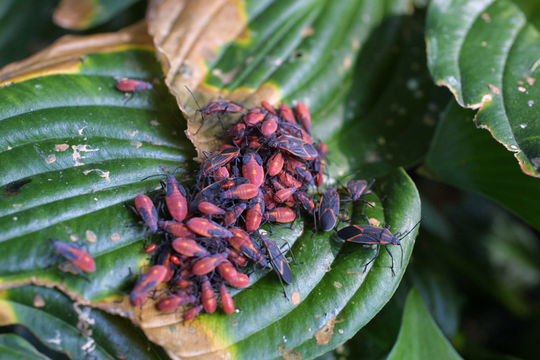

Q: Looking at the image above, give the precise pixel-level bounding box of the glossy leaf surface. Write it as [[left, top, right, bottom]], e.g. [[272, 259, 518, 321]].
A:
[[426, 0, 540, 177]]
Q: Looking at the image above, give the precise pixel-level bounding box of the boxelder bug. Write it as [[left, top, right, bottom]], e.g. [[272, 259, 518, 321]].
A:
[[163, 176, 188, 222], [336, 221, 420, 274], [279, 104, 296, 123], [52, 241, 96, 273], [269, 135, 318, 160], [200, 99, 245, 116], [201, 276, 217, 314], [317, 187, 340, 231], [266, 152, 284, 176], [184, 305, 203, 320], [172, 238, 210, 257], [134, 194, 158, 232], [259, 235, 293, 285], [130, 265, 168, 306], [116, 78, 153, 93], [158, 220, 195, 238], [200, 147, 240, 176], [295, 102, 312, 134], [346, 179, 374, 202], [186, 217, 233, 238], [265, 207, 296, 223], [222, 183, 259, 200], [242, 152, 265, 187], [220, 284, 235, 314], [157, 294, 196, 312], [217, 260, 239, 283], [228, 228, 268, 267], [192, 253, 227, 275]]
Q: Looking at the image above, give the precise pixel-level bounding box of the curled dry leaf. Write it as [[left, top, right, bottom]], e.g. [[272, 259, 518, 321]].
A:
[[53, 0, 97, 30], [147, 0, 281, 158], [0, 22, 153, 86]]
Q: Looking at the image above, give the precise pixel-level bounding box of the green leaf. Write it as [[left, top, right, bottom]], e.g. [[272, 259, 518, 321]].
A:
[[0, 0, 62, 67], [0, 285, 169, 359], [327, 9, 449, 177], [426, 0, 540, 177], [387, 288, 462, 360], [0, 334, 51, 360], [53, 0, 142, 30], [423, 100, 540, 230], [194, 169, 418, 360], [0, 48, 194, 301]]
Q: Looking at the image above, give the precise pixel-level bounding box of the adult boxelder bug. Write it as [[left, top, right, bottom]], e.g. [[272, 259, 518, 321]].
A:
[[186, 217, 233, 238], [52, 241, 96, 273], [201, 276, 217, 314], [200, 147, 240, 176], [130, 265, 168, 306], [268, 135, 318, 160], [346, 179, 374, 202], [294, 192, 315, 214], [242, 152, 265, 187], [318, 187, 339, 231], [134, 194, 158, 232], [220, 284, 235, 314], [227, 228, 268, 267], [336, 222, 420, 274], [200, 99, 245, 116], [223, 203, 247, 226], [259, 235, 292, 285]]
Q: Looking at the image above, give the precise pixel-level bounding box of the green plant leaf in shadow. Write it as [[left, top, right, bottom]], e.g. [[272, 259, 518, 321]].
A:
[[0, 46, 194, 306], [387, 288, 462, 360], [422, 100, 540, 230], [0, 285, 169, 359], [426, 0, 540, 177]]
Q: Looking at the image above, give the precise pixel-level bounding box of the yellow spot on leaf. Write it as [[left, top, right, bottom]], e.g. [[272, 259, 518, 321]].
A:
[[291, 291, 301, 305], [55, 144, 69, 151]]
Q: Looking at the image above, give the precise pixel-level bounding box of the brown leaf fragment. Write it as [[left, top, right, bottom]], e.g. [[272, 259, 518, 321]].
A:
[[314, 316, 336, 345], [147, 0, 280, 158], [53, 0, 97, 30], [0, 22, 153, 86]]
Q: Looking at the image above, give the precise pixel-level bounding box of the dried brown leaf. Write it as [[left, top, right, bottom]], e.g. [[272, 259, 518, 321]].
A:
[[0, 22, 153, 86], [147, 0, 281, 158]]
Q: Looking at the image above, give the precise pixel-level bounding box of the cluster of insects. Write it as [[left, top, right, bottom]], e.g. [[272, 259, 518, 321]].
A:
[[49, 79, 416, 321]]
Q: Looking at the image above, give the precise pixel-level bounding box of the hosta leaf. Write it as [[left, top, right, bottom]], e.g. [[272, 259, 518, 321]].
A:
[[53, 0, 143, 30], [0, 285, 168, 359], [423, 101, 540, 230], [146, 0, 416, 157], [426, 0, 540, 177], [387, 288, 462, 360], [0, 25, 194, 308]]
